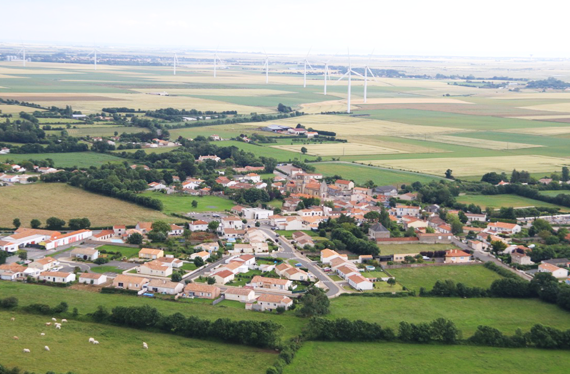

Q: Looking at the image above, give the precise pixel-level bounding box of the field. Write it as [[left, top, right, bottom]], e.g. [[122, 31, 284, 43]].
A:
[[402, 134, 542, 150], [271, 143, 406, 156], [387, 264, 504, 291], [377, 243, 457, 256], [0, 183, 176, 227], [96, 245, 141, 258], [0, 310, 275, 374], [456, 194, 569, 210], [217, 140, 315, 161], [313, 163, 440, 186], [285, 341, 570, 374], [539, 190, 570, 197], [360, 155, 570, 178], [90, 265, 123, 274], [141, 192, 235, 213], [0, 152, 123, 168]]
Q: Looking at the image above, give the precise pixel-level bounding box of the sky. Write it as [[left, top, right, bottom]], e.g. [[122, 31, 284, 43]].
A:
[[0, 0, 568, 58]]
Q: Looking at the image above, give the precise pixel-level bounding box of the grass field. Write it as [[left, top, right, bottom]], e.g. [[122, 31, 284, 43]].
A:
[[141, 192, 235, 213], [0, 310, 275, 374], [217, 140, 317, 161], [0, 151, 124, 168], [90, 265, 123, 274], [387, 264, 504, 291], [271, 143, 406, 156], [377, 244, 457, 256], [456, 194, 569, 210], [328, 297, 570, 336], [285, 341, 570, 374], [402, 134, 542, 150], [96, 245, 141, 259], [539, 190, 570, 197], [0, 183, 176, 227], [313, 163, 440, 186]]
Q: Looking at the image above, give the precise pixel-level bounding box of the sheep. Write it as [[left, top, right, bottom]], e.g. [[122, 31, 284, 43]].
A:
[[23, 349, 30, 353], [52, 318, 57, 322], [143, 342, 148, 349], [61, 319, 68, 323], [93, 340, 99, 345], [40, 333, 45, 336], [54, 323, 61, 327], [55, 325, 61, 330], [11, 317, 15, 321], [45, 322, 52, 326], [13, 336, 19, 340], [88, 338, 95, 343], [44, 346, 50, 352]]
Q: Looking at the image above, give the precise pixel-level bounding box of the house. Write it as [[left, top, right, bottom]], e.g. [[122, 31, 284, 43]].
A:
[[147, 182, 166, 191], [210, 134, 221, 141], [538, 263, 569, 278], [336, 265, 359, 280], [250, 275, 292, 290], [417, 232, 453, 244], [335, 179, 355, 191], [256, 294, 293, 311], [465, 213, 487, 223], [28, 257, 59, 272], [195, 242, 219, 253], [292, 231, 314, 247], [197, 155, 221, 163], [0, 228, 61, 252], [511, 251, 533, 265], [0, 263, 27, 281], [70, 247, 99, 261], [131, 164, 150, 171], [78, 273, 106, 285], [399, 192, 418, 201], [359, 255, 373, 263], [138, 260, 173, 277], [181, 178, 204, 190], [147, 279, 184, 295], [444, 250, 472, 264], [188, 220, 209, 232], [242, 173, 261, 183], [218, 261, 249, 275], [42, 229, 93, 250], [468, 240, 484, 251], [541, 258, 570, 268], [92, 229, 114, 241], [212, 270, 235, 285], [224, 287, 256, 302], [135, 222, 153, 233], [393, 253, 422, 262], [486, 222, 521, 235], [222, 217, 245, 230], [168, 224, 184, 236], [320, 249, 342, 264], [395, 205, 420, 218], [347, 274, 374, 291], [113, 274, 149, 291], [156, 256, 184, 268], [368, 223, 390, 240], [0, 174, 19, 183], [39, 271, 76, 284], [139, 248, 164, 260], [241, 208, 274, 220], [373, 185, 398, 197], [184, 283, 221, 299]]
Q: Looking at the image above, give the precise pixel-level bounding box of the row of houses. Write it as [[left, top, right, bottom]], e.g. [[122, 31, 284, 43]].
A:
[[0, 228, 93, 252]]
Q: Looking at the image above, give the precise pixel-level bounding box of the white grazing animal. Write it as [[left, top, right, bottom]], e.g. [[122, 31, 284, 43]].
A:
[[44, 346, 50, 351], [93, 340, 99, 345], [11, 317, 15, 321], [89, 338, 95, 343], [40, 333, 45, 336], [13, 336, 19, 340], [143, 345, 148, 349], [23, 349, 30, 353], [52, 318, 57, 322], [55, 325, 61, 330], [45, 322, 52, 326], [61, 319, 68, 323]]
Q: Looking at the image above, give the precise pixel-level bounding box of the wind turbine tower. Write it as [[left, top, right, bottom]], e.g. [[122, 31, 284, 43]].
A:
[[21, 46, 26, 67], [363, 51, 376, 103], [262, 51, 269, 84], [337, 51, 362, 113], [173, 53, 179, 75], [213, 50, 225, 78], [87, 49, 99, 70], [323, 61, 330, 95], [303, 48, 314, 88]]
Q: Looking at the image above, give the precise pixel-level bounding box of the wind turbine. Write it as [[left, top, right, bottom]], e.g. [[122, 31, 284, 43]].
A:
[[303, 48, 314, 88], [363, 50, 376, 103], [262, 49, 269, 84], [323, 60, 330, 95], [173, 53, 179, 75], [18, 46, 26, 67], [336, 50, 363, 113], [87, 49, 99, 70], [213, 49, 226, 78]]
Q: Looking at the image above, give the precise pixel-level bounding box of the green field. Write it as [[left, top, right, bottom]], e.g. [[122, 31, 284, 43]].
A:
[[314, 162, 440, 186], [217, 140, 318, 161], [456, 194, 569, 210], [97, 245, 141, 259], [142, 192, 236, 213], [540, 190, 570, 197], [328, 297, 570, 336], [0, 151, 123, 168], [0, 310, 275, 374], [0, 183, 176, 227], [90, 265, 123, 274], [387, 264, 504, 291], [377, 244, 458, 257], [285, 341, 570, 374]]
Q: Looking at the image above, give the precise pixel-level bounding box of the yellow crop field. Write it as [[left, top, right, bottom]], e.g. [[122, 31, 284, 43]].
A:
[[271, 143, 407, 156], [358, 155, 570, 177], [134, 88, 296, 97], [402, 134, 542, 150], [521, 103, 570, 113], [0, 104, 44, 114], [344, 136, 445, 154], [508, 115, 570, 120], [299, 97, 472, 113], [500, 126, 570, 136]]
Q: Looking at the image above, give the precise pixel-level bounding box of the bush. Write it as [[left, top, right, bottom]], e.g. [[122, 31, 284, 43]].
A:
[[0, 297, 18, 309]]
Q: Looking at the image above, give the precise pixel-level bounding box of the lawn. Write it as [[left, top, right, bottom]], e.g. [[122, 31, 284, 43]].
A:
[[328, 297, 570, 336], [313, 162, 440, 186], [0, 310, 275, 374], [387, 264, 504, 292], [540, 190, 570, 197], [276, 230, 322, 239], [0, 282, 304, 339], [141, 192, 236, 213], [90, 265, 123, 274], [0, 183, 176, 227], [181, 262, 197, 271], [0, 151, 124, 168], [456, 194, 569, 210], [377, 243, 457, 257], [284, 341, 570, 374], [97, 245, 140, 259]]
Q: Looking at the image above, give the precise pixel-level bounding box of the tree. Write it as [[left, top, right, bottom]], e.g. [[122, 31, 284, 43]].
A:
[[194, 256, 205, 267], [191, 200, 198, 208], [171, 273, 182, 282], [491, 240, 507, 254], [532, 219, 553, 234], [151, 221, 170, 233], [12, 218, 21, 229], [127, 232, 143, 245], [207, 277, 216, 285], [387, 278, 396, 287], [562, 167, 569, 182], [208, 221, 220, 232], [17, 251, 27, 261], [46, 217, 65, 230], [296, 287, 330, 317], [301, 147, 308, 155], [0, 250, 8, 265], [457, 211, 468, 224], [30, 218, 41, 229], [445, 169, 454, 179], [277, 103, 292, 113], [448, 215, 463, 235]]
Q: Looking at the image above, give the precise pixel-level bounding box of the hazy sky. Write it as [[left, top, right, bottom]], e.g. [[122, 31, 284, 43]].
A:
[[1, 0, 567, 57]]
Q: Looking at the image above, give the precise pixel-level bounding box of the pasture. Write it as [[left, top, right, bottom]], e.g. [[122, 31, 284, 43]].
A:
[[141, 192, 236, 214], [387, 264, 504, 292], [0, 310, 275, 374], [377, 243, 456, 257], [0, 183, 176, 227], [456, 194, 569, 210], [217, 140, 315, 161], [285, 342, 570, 374], [271, 143, 406, 156], [0, 152, 123, 168]]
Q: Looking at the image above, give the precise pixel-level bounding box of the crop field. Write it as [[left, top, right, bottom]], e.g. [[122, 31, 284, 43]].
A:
[[313, 163, 441, 185], [402, 134, 542, 150], [0, 104, 43, 114], [387, 264, 504, 292], [501, 126, 570, 136], [328, 297, 570, 336], [359, 155, 570, 177], [65, 126, 148, 136], [271, 143, 407, 156], [377, 243, 456, 256], [456, 194, 569, 210], [0, 151, 123, 168], [0, 184, 176, 227], [115, 146, 181, 154], [0, 310, 275, 374], [216, 140, 316, 161], [141, 192, 236, 213], [285, 342, 570, 374]]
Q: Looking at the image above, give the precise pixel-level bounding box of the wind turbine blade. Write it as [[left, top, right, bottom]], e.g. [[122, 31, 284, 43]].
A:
[[305, 47, 312, 59], [351, 70, 364, 78], [367, 67, 376, 80], [336, 71, 349, 82], [307, 62, 315, 71]]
